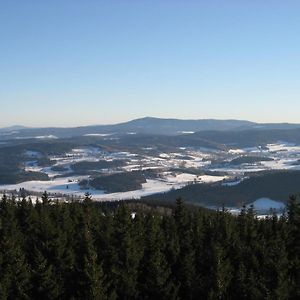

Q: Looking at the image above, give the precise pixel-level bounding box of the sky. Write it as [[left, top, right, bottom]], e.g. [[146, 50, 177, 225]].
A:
[[1, 0, 300, 127]]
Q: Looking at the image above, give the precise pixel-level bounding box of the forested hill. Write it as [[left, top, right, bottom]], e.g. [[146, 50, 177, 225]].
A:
[[2, 117, 300, 139], [0, 193, 300, 299], [143, 171, 300, 207]]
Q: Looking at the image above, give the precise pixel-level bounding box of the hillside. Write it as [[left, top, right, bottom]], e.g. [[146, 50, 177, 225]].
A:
[[143, 171, 300, 207]]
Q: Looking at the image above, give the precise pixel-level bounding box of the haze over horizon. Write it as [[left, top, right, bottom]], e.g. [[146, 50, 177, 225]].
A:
[[1, 0, 300, 127]]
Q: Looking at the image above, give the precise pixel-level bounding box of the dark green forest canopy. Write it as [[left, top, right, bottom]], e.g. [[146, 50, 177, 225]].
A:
[[0, 194, 300, 299], [70, 160, 127, 175], [229, 155, 274, 165], [81, 171, 147, 193]]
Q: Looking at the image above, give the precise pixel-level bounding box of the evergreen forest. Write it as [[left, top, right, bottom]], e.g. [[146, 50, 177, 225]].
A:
[[0, 193, 300, 299]]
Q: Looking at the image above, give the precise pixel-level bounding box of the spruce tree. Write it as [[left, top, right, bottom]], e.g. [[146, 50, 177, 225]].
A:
[[0, 195, 31, 299], [138, 214, 172, 299], [75, 221, 108, 300], [287, 195, 300, 298], [111, 204, 140, 299], [31, 246, 60, 299]]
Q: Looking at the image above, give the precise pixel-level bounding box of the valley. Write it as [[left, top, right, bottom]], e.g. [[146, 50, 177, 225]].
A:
[[0, 118, 300, 214]]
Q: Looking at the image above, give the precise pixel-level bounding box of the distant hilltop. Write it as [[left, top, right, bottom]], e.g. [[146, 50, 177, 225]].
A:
[[1, 117, 300, 139], [0, 125, 28, 132]]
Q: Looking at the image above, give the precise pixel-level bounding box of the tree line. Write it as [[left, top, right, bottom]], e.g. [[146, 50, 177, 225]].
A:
[[0, 192, 299, 299]]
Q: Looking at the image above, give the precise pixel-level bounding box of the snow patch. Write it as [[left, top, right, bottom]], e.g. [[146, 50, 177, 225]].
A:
[[178, 131, 195, 134], [249, 198, 285, 211], [35, 135, 58, 139], [83, 133, 113, 137], [228, 149, 245, 154]]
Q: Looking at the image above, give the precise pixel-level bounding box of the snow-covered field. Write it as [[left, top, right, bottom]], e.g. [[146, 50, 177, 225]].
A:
[[0, 172, 226, 201], [249, 198, 285, 211], [0, 142, 299, 213], [225, 198, 286, 216], [0, 176, 90, 197], [210, 142, 300, 175]]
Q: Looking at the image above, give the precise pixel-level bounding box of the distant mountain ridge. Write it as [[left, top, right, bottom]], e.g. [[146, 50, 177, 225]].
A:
[[0, 125, 28, 132], [113, 117, 256, 133], [1, 117, 300, 139]]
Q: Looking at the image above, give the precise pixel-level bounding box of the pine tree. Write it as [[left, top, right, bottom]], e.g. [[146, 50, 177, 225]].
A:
[[287, 195, 300, 298], [31, 246, 60, 299], [42, 191, 51, 205], [75, 221, 108, 300], [173, 198, 196, 299], [138, 214, 172, 299], [111, 204, 140, 299], [0, 196, 31, 299], [207, 241, 232, 299]]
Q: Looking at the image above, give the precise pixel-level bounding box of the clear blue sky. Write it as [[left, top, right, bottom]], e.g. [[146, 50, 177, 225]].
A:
[[1, 0, 299, 127]]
